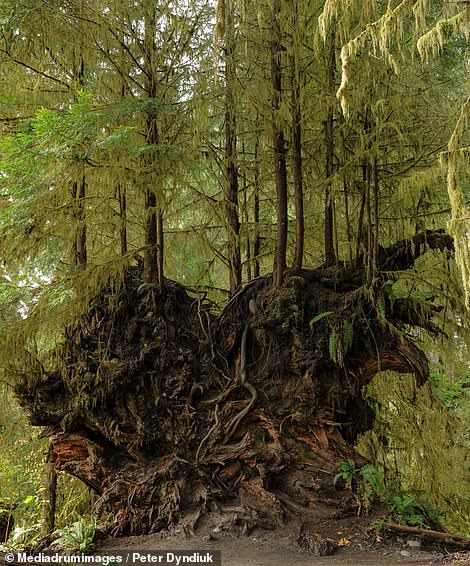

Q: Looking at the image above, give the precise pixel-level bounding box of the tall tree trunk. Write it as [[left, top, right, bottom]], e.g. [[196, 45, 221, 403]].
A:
[[41, 450, 57, 536], [372, 158, 380, 280], [360, 107, 373, 286], [291, 6, 304, 274], [72, 176, 87, 267], [144, 185, 158, 284], [253, 130, 261, 279], [343, 177, 353, 263], [365, 161, 372, 285], [118, 183, 128, 257], [225, 0, 242, 294], [271, 0, 288, 287], [71, 49, 87, 267], [324, 28, 336, 266], [355, 178, 367, 266], [117, 74, 128, 258], [142, 2, 161, 287], [355, 107, 371, 269], [242, 142, 252, 281], [157, 209, 164, 290]]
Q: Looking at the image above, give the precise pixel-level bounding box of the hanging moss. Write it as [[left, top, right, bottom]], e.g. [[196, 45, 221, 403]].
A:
[[357, 370, 470, 534]]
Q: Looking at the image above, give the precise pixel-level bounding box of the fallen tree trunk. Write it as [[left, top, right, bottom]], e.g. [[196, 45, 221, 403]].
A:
[[385, 523, 470, 549], [14, 231, 454, 535]]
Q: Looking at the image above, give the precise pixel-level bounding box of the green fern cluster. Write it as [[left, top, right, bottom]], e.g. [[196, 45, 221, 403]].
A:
[[334, 460, 383, 515]]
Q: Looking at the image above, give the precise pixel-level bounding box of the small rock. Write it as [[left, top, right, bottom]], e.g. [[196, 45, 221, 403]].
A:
[[400, 550, 412, 558], [407, 539, 421, 549]]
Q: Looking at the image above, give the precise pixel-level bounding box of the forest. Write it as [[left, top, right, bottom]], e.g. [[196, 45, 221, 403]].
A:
[[0, 0, 469, 558]]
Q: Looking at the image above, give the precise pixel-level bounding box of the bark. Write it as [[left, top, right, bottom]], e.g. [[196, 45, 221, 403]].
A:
[[365, 160, 372, 285], [253, 134, 261, 279], [71, 176, 87, 267], [142, 1, 162, 288], [372, 159, 380, 280], [14, 231, 454, 537], [243, 161, 252, 281], [143, 187, 158, 284], [384, 524, 470, 549], [343, 177, 353, 263], [70, 47, 87, 267], [271, 0, 288, 287], [291, 47, 304, 273], [355, 174, 367, 265], [118, 183, 128, 257], [224, 0, 242, 294], [356, 107, 371, 268], [324, 28, 336, 266], [157, 209, 164, 291], [41, 457, 57, 536]]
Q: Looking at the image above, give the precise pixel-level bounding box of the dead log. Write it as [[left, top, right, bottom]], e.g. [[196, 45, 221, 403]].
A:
[[385, 523, 470, 549]]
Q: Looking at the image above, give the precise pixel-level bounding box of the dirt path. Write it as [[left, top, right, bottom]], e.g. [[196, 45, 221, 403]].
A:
[[97, 528, 441, 566]]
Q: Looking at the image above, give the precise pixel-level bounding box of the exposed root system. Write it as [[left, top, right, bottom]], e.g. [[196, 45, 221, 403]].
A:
[[14, 231, 453, 535]]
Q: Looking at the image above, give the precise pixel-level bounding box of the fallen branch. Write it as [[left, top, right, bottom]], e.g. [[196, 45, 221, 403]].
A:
[[385, 523, 470, 549], [378, 229, 454, 272]]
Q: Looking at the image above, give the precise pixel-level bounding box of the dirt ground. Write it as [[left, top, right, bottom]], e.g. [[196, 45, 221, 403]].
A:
[[96, 516, 450, 566]]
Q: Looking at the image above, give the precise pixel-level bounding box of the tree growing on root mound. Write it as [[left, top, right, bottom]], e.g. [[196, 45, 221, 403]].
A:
[[13, 230, 453, 535]]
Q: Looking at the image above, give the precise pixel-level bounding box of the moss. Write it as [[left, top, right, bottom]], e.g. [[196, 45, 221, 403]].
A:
[[357, 371, 470, 534]]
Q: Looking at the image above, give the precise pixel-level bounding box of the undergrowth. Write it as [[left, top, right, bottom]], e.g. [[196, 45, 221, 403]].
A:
[[356, 370, 470, 535], [0, 385, 93, 547]]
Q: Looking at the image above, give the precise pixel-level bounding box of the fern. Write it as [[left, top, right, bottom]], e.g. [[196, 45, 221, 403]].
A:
[[359, 465, 382, 495], [309, 311, 333, 328], [377, 296, 386, 321], [342, 321, 354, 353], [329, 330, 338, 363]]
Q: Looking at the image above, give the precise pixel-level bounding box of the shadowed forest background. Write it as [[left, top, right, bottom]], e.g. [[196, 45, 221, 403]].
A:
[[0, 0, 469, 549]]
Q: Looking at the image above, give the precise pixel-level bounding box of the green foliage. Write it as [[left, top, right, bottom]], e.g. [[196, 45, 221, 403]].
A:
[[309, 311, 333, 327], [389, 493, 444, 529], [429, 368, 470, 409], [8, 523, 42, 548], [329, 329, 338, 363], [0, 387, 46, 502], [342, 321, 354, 353], [0, 387, 94, 546], [56, 516, 97, 552], [334, 460, 383, 514], [54, 477, 92, 530], [0, 0, 467, 541], [8, 492, 45, 548], [333, 459, 357, 490], [334, 457, 446, 528], [356, 371, 470, 534]]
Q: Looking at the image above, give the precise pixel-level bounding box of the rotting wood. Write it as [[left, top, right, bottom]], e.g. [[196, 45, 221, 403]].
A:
[[385, 523, 470, 549]]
